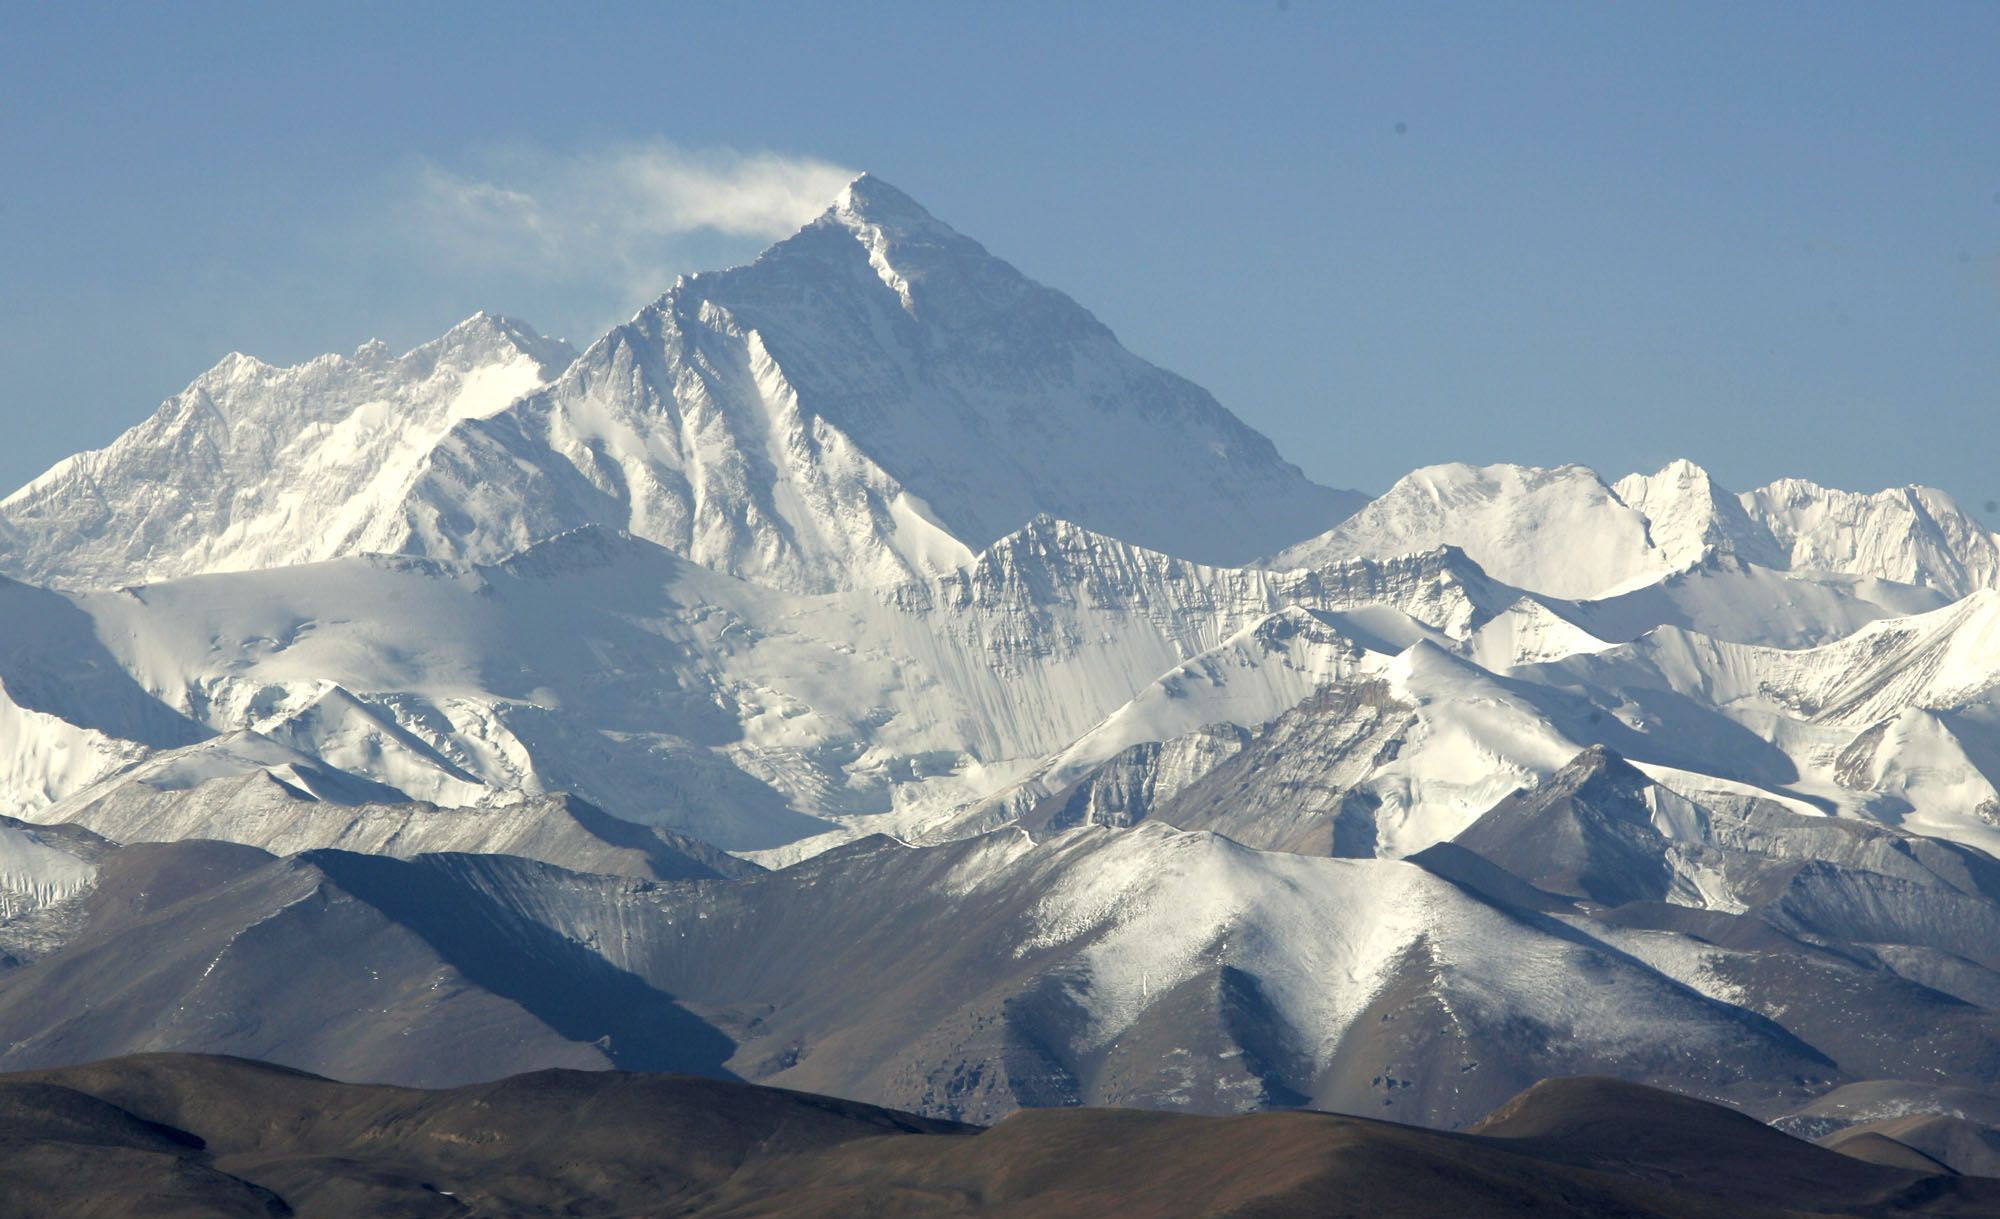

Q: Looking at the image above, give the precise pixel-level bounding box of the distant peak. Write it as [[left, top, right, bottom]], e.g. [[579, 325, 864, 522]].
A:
[[193, 350, 272, 388], [426, 312, 575, 378], [971, 515, 1176, 570], [831, 173, 944, 232], [441, 310, 529, 344], [1649, 457, 1713, 484], [1567, 742, 1630, 772]]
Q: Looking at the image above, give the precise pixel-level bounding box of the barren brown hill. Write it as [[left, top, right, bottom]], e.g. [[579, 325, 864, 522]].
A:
[[3, 1054, 1998, 1218]]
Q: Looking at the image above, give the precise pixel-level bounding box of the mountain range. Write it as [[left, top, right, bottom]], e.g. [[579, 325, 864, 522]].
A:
[[3, 175, 2000, 1168]]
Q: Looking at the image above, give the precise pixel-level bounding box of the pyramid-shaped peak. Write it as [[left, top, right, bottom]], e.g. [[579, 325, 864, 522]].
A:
[[1640, 458, 1725, 490], [830, 173, 948, 232], [1, 163, 1356, 595], [444, 308, 514, 337], [975, 514, 1194, 568], [420, 311, 575, 378], [1624, 458, 1749, 510], [436, 310, 544, 348], [1556, 742, 1644, 785], [1449, 742, 1674, 907]]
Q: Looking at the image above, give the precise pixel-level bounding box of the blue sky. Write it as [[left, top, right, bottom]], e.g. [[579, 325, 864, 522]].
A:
[[5, 2, 1997, 515]]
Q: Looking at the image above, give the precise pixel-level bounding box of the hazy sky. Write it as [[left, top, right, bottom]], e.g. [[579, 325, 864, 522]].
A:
[[5, 2, 1997, 516]]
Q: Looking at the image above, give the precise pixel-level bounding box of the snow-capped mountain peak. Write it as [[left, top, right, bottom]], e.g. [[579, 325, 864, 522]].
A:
[[1744, 476, 2000, 597], [832, 171, 946, 230], [0, 313, 576, 589], [1612, 458, 1784, 570], [1, 178, 1358, 594]]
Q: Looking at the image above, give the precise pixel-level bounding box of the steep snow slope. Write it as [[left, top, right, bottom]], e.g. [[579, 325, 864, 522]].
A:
[[12, 506, 1997, 861], [1105, 682, 1419, 856], [1306, 545, 1531, 641], [1554, 590, 2000, 734], [908, 607, 1378, 851], [1360, 643, 1595, 854], [0, 816, 104, 918], [1613, 459, 1785, 569], [1462, 597, 1615, 669], [1745, 478, 2000, 597], [0, 315, 574, 589], [378, 176, 1357, 591], [1835, 708, 2000, 846], [1026, 607, 1371, 788], [0, 684, 155, 820], [1012, 639, 1600, 861], [0, 576, 210, 816], [1521, 592, 2000, 854], [1044, 585, 2000, 866], [43, 772, 754, 882], [1019, 724, 1253, 838], [49, 730, 417, 808]]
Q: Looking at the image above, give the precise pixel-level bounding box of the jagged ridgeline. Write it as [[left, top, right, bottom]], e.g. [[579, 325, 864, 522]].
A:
[[2, 176, 2000, 1139]]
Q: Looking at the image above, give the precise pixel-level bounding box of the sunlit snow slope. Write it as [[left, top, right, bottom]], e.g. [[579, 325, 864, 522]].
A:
[[0, 177, 1357, 595]]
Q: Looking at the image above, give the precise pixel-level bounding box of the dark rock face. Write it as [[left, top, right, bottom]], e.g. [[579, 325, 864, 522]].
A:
[[1449, 744, 1678, 906]]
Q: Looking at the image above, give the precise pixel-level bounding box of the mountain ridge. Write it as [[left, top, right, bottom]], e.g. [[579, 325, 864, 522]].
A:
[[0, 175, 1361, 595]]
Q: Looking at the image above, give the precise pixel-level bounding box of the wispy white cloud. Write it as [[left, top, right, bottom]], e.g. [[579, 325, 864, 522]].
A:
[[401, 139, 857, 305]]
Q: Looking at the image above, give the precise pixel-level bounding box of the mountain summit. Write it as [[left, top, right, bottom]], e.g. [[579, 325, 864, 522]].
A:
[[0, 312, 575, 589], [0, 175, 1360, 592]]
